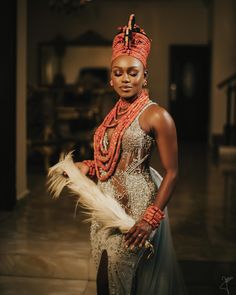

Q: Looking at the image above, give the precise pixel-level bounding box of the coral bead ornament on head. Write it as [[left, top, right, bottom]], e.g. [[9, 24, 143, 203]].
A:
[[111, 13, 151, 68]]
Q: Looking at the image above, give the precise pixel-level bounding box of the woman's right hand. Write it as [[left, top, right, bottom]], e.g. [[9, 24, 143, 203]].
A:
[[74, 162, 90, 175]]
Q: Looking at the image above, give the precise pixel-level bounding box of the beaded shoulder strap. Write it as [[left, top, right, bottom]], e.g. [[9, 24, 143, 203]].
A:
[[136, 100, 157, 120]]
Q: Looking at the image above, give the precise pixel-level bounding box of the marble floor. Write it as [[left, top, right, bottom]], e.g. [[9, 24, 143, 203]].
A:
[[0, 142, 236, 294]]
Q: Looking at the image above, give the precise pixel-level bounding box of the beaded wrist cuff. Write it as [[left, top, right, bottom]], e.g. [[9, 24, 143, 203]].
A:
[[142, 204, 165, 229], [82, 160, 96, 177]]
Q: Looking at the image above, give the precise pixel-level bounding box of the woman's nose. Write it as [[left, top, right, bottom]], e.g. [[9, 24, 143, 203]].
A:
[[122, 73, 130, 83]]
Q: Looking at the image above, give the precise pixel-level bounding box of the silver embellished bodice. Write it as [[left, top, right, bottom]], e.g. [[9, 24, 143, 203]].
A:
[[90, 101, 158, 295], [98, 101, 157, 220]]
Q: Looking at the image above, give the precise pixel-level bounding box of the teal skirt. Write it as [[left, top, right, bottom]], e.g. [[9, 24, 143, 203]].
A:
[[131, 167, 188, 295]]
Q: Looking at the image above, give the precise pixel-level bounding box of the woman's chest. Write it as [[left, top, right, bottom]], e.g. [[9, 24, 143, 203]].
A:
[[105, 118, 154, 153]]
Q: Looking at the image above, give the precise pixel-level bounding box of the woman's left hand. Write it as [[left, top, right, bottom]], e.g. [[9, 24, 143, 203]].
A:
[[124, 220, 152, 250]]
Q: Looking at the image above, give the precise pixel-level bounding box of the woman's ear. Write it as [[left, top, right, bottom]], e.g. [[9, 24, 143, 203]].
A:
[[143, 70, 148, 87]]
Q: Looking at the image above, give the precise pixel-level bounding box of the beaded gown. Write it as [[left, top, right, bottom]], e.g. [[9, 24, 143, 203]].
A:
[[90, 100, 187, 295]]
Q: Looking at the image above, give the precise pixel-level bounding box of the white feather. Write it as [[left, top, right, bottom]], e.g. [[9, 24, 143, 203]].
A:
[[47, 152, 135, 233]]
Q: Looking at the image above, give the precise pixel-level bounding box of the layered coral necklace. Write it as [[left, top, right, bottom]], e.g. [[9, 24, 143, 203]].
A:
[[94, 89, 149, 181]]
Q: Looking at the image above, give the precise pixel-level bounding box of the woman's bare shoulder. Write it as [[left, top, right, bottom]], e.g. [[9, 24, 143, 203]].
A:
[[142, 102, 174, 128]]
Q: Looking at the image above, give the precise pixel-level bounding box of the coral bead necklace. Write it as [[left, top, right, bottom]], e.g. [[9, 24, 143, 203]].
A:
[[94, 89, 149, 181]]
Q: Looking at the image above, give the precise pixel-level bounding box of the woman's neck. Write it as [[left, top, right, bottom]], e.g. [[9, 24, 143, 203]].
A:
[[120, 89, 143, 105]]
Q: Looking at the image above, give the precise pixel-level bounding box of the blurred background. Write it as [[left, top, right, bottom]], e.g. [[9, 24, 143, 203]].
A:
[[0, 0, 236, 294]]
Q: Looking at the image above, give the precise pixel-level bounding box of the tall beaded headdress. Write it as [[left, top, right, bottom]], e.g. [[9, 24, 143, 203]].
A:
[[111, 14, 151, 68]]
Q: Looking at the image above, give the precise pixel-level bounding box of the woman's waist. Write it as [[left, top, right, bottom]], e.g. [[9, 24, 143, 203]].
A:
[[98, 168, 157, 200], [116, 153, 151, 174]]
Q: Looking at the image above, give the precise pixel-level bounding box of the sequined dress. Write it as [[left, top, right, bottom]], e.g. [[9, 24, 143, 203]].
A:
[[90, 100, 187, 295]]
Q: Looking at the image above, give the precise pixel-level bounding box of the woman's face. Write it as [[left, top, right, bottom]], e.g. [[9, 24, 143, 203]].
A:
[[110, 55, 146, 100]]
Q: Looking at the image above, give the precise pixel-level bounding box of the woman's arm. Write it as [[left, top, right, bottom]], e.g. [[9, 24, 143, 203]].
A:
[[150, 105, 178, 210], [125, 104, 178, 249]]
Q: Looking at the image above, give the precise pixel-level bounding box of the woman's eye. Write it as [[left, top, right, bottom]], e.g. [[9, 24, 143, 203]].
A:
[[129, 72, 138, 77], [114, 72, 122, 76]]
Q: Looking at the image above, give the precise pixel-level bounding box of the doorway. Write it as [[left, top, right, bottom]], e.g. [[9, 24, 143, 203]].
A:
[[168, 45, 210, 142]]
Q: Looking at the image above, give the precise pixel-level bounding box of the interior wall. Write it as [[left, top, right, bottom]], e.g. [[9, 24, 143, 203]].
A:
[[28, 0, 208, 110], [17, 0, 28, 200], [210, 0, 236, 136]]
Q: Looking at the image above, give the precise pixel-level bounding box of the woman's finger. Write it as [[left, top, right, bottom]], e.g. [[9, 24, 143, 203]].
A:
[[139, 233, 149, 248], [125, 228, 140, 247], [132, 232, 145, 248], [124, 225, 136, 240]]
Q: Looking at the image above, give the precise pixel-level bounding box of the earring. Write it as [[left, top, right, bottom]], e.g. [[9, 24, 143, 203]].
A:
[[110, 80, 113, 87], [143, 80, 147, 87]]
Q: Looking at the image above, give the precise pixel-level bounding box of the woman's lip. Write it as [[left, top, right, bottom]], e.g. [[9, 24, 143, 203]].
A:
[[120, 86, 132, 91]]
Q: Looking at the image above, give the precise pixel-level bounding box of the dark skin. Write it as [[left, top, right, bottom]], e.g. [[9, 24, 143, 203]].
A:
[[75, 55, 178, 250]]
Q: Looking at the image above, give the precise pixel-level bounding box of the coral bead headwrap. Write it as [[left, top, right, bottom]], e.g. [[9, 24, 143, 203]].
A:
[[111, 14, 151, 68]]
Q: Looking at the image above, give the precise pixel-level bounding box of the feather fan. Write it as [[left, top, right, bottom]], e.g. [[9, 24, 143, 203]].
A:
[[47, 151, 135, 233]]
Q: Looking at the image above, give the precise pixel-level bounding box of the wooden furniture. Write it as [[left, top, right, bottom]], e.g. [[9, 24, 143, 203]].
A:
[[27, 31, 115, 172]]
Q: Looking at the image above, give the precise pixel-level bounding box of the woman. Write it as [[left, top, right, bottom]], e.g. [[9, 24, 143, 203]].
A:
[[75, 14, 187, 295]]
